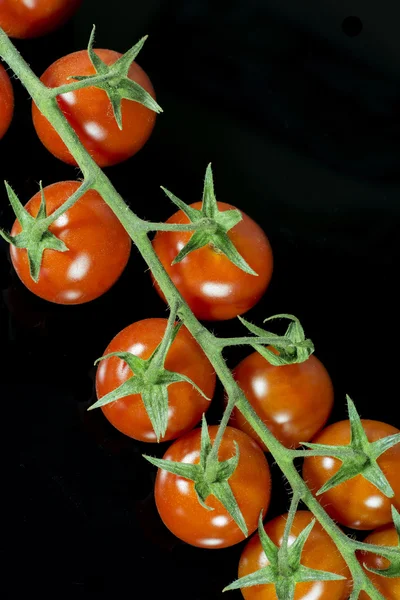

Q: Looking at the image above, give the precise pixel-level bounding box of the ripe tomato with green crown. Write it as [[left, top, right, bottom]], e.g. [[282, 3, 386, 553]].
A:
[[229, 347, 334, 451], [10, 181, 131, 304], [357, 524, 400, 600], [0, 0, 82, 39], [95, 318, 216, 443], [154, 425, 271, 548], [152, 201, 273, 321], [0, 62, 13, 140], [32, 49, 157, 167], [236, 511, 351, 600]]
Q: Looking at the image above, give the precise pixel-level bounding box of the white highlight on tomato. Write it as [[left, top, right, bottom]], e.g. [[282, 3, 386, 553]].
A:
[[302, 582, 324, 600], [365, 495, 384, 509], [128, 343, 145, 356], [67, 253, 91, 281], [97, 361, 107, 385], [83, 121, 107, 141], [60, 91, 77, 106], [54, 213, 69, 228], [60, 290, 82, 301], [274, 411, 291, 424], [143, 430, 157, 441], [211, 515, 229, 527], [197, 538, 224, 547], [251, 375, 268, 398], [182, 450, 200, 464], [176, 479, 189, 494], [23, 0, 36, 9], [322, 456, 335, 470], [202, 282, 232, 298]]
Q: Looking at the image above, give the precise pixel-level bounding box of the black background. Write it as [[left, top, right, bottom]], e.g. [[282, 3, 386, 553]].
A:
[[3, 0, 399, 597]]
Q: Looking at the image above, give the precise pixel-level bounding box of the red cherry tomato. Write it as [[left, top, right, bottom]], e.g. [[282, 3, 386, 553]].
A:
[[95, 318, 216, 443], [237, 511, 351, 600], [10, 181, 131, 304], [357, 524, 400, 600], [152, 201, 273, 321], [0, 0, 81, 39], [229, 348, 334, 451], [0, 62, 13, 140], [32, 49, 157, 167], [303, 420, 400, 530], [154, 425, 271, 548]]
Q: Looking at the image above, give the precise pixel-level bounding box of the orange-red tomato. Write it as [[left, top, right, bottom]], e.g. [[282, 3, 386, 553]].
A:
[[0, 62, 13, 139], [228, 348, 334, 451], [152, 201, 273, 321], [95, 318, 216, 443], [0, 0, 81, 39], [237, 511, 351, 600], [10, 181, 131, 304], [32, 49, 157, 167], [357, 524, 400, 600], [154, 425, 271, 548], [303, 420, 400, 530]]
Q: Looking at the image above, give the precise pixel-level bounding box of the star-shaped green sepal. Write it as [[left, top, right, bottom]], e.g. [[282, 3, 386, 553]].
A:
[[238, 313, 315, 365], [302, 395, 400, 497], [89, 319, 210, 442], [0, 182, 68, 282], [161, 163, 258, 275], [144, 415, 248, 535], [68, 26, 162, 130], [224, 511, 345, 599]]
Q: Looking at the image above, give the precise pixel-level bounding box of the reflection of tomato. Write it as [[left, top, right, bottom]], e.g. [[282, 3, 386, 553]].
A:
[[154, 425, 271, 548], [229, 348, 334, 450], [0, 0, 81, 39], [10, 181, 131, 304], [32, 49, 157, 167], [0, 62, 13, 140], [357, 524, 400, 600], [152, 202, 273, 321], [237, 511, 351, 600], [303, 420, 400, 530], [96, 318, 216, 442]]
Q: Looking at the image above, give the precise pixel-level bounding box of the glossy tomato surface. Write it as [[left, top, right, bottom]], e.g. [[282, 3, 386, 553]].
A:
[[357, 524, 400, 600], [0, 0, 81, 39], [229, 349, 334, 451], [237, 511, 351, 600], [10, 181, 131, 304], [154, 425, 271, 548], [96, 318, 216, 442], [32, 49, 157, 167], [0, 62, 13, 139], [152, 201, 273, 320], [303, 420, 400, 530]]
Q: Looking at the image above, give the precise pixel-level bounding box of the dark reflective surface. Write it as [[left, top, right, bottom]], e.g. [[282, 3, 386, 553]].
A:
[[5, 1, 399, 597]]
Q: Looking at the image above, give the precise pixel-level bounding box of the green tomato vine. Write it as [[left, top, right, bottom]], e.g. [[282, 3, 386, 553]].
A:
[[1, 26, 398, 600]]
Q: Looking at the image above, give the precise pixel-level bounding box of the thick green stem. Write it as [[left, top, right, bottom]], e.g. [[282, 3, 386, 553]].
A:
[[0, 28, 388, 600]]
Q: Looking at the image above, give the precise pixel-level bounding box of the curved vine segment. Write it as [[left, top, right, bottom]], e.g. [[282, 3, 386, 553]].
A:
[[0, 26, 396, 600]]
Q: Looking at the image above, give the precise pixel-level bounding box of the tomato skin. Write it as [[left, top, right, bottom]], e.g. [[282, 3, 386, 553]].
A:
[[96, 318, 216, 443], [152, 201, 273, 321], [357, 524, 400, 600], [0, 0, 81, 39], [32, 49, 157, 167], [229, 349, 334, 451], [0, 62, 13, 140], [303, 420, 400, 530], [10, 181, 131, 304], [154, 425, 271, 548], [237, 511, 351, 600]]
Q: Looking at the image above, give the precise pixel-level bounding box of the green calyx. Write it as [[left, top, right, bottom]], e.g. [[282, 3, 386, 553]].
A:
[[237, 313, 315, 365], [67, 26, 162, 130], [224, 511, 344, 598], [144, 415, 248, 535], [302, 395, 400, 497], [89, 318, 210, 442], [0, 182, 68, 282], [161, 163, 257, 275]]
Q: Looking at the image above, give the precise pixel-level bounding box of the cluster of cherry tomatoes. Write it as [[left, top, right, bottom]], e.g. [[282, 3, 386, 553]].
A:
[[1, 4, 399, 600]]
